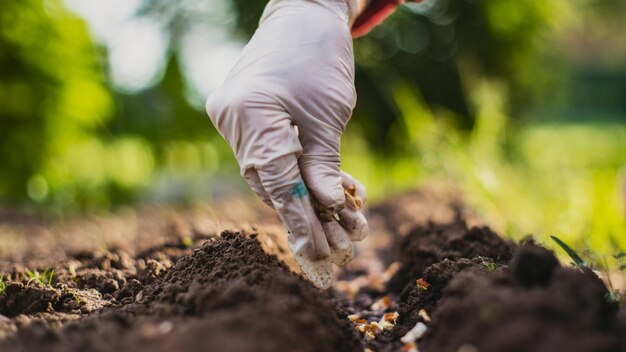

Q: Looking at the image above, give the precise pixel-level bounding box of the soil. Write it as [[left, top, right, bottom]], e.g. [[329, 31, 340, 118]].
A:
[[385, 218, 515, 294], [0, 190, 625, 351], [421, 242, 625, 352], [2, 232, 360, 352]]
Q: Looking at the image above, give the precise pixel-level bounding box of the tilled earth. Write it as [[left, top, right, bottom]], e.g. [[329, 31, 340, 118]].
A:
[[0, 190, 625, 352]]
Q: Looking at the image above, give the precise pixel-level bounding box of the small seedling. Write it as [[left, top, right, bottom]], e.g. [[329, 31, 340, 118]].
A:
[[606, 290, 621, 305], [0, 275, 6, 295], [68, 264, 76, 278], [550, 237, 623, 305], [479, 256, 499, 272], [181, 236, 193, 248], [550, 235, 587, 268], [599, 256, 621, 305], [26, 268, 55, 287], [615, 253, 626, 271], [70, 292, 83, 305]]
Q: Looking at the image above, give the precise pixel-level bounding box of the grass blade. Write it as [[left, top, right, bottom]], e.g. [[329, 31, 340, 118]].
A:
[[0, 275, 5, 295], [550, 235, 586, 268]]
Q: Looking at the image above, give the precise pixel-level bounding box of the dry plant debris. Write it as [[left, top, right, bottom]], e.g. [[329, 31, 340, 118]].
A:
[[415, 278, 430, 291], [351, 311, 399, 341]]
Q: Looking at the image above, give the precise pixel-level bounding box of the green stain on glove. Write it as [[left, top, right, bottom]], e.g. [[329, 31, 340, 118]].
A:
[[291, 179, 309, 198]]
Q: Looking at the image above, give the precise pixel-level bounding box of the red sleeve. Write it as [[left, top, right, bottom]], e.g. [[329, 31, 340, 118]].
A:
[[351, 0, 405, 38]]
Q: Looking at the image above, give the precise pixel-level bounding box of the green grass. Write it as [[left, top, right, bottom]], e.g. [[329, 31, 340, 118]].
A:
[[616, 253, 626, 271], [26, 268, 55, 287], [550, 235, 587, 268], [549, 236, 623, 304], [342, 81, 626, 260], [0, 275, 6, 295]]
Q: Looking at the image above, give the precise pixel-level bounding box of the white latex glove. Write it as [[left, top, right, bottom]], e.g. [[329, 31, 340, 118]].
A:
[[205, 0, 368, 289]]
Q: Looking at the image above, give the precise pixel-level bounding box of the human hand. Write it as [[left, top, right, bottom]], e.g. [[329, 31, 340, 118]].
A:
[[205, 0, 367, 289]]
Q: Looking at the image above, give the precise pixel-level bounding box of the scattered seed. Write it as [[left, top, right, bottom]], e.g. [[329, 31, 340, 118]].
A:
[[416, 278, 430, 291], [400, 343, 418, 352], [383, 312, 399, 324], [371, 295, 393, 310], [400, 322, 427, 344], [353, 311, 400, 339], [158, 321, 174, 334], [348, 314, 361, 322], [418, 309, 431, 322]]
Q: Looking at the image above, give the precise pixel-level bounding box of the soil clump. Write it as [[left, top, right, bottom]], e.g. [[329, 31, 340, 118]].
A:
[[421, 242, 626, 352], [1, 232, 362, 352]]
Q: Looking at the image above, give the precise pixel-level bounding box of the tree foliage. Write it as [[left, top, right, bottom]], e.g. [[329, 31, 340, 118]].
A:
[[0, 0, 113, 208], [0, 0, 615, 211], [225, 0, 576, 151]]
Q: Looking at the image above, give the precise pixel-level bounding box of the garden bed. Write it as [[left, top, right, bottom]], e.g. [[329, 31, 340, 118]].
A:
[[0, 191, 624, 351]]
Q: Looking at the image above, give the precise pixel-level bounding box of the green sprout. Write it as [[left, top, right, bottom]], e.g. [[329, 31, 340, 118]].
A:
[[0, 275, 6, 295], [70, 292, 83, 305], [479, 256, 499, 272], [615, 253, 626, 271], [68, 264, 76, 278], [606, 290, 621, 305], [599, 256, 621, 306], [550, 235, 587, 268], [181, 236, 193, 248], [550, 240, 623, 305], [26, 268, 55, 287]]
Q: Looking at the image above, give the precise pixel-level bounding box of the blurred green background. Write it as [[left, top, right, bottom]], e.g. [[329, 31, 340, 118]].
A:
[[1, 0, 626, 255]]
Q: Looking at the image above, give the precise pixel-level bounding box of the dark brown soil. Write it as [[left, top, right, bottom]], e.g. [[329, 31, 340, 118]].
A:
[[364, 219, 514, 352], [0, 191, 625, 352], [385, 219, 514, 294], [136, 231, 361, 351], [1, 232, 361, 352], [420, 242, 625, 352]]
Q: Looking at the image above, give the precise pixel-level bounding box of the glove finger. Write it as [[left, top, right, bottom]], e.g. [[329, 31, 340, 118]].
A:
[[297, 121, 345, 219], [243, 168, 274, 208], [256, 154, 333, 289], [256, 154, 331, 260], [321, 220, 354, 266], [337, 207, 369, 241], [299, 159, 344, 219], [337, 171, 368, 241]]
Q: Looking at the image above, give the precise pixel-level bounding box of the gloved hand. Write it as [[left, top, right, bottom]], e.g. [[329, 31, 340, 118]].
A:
[[205, 0, 368, 289]]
